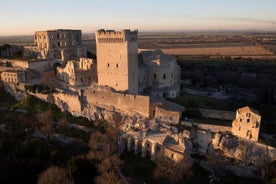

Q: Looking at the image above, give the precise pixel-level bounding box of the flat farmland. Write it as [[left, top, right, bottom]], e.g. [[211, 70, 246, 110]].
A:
[[161, 45, 274, 56]]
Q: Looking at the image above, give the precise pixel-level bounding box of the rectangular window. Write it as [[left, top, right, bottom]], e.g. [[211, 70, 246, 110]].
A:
[[247, 119, 250, 123], [154, 73, 156, 79], [116, 64, 118, 68], [163, 74, 166, 79], [107, 63, 110, 67]]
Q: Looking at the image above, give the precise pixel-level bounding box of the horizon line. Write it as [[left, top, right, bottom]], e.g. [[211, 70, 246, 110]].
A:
[[1, 28, 276, 37]]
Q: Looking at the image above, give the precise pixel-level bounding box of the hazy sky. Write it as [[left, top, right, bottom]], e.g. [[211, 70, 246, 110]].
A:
[[1, 0, 276, 35]]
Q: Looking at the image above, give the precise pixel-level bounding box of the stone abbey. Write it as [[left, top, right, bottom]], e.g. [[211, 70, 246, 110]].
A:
[[0, 28, 275, 165]]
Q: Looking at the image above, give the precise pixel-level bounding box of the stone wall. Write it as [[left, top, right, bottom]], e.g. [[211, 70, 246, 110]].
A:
[[155, 101, 184, 124], [83, 84, 150, 118], [180, 121, 232, 133], [199, 108, 235, 120], [163, 147, 184, 162], [53, 92, 82, 116], [0, 59, 29, 68], [0, 59, 56, 74], [28, 60, 55, 73]]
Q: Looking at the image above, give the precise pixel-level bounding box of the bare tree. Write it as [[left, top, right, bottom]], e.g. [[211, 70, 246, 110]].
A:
[[36, 110, 54, 134], [95, 154, 124, 184], [37, 166, 74, 184], [153, 155, 193, 183]]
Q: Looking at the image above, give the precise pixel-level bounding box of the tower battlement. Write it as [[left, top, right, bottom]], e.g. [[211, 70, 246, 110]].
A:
[[96, 29, 138, 43]]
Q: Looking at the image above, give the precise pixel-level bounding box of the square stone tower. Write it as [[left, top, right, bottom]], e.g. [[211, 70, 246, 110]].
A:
[[95, 29, 139, 94]]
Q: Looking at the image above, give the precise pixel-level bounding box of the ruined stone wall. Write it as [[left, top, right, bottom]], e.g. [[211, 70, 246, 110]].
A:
[[74, 70, 93, 86], [96, 29, 138, 94], [56, 59, 95, 86], [53, 92, 82, 116], [79, 58, 95, 70], [23, 46, 41, 58], [56, 61, 75, 85], [163, 147, 184, 162], [30, 93, 51, 103], [83, 85, 150, 118], [199, 108, 235, 120], [180, 121, 232, 133], [0, 59, 29, 68], [0, 59, 55, 74], [2, 82, 26, 100], [28, 60, 55, 73], [155, 105, 181, 124]]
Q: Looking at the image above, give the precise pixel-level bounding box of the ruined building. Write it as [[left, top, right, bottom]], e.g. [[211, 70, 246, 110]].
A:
[[0, 70, 26, 83], [24, 29, 84, 61], [232, 106, 261, 142], [56, 58, 97, 86], [96, 29, 139, 94]]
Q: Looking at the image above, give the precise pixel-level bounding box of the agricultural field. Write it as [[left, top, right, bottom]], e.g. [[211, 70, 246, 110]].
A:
[[138, 32, 276, 59], [161, 45, 273, 57]]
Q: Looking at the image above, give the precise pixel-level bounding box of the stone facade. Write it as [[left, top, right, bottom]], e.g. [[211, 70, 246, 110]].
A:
[[24, 29, 83, 61], [139, 50, 181, 98], [232, 106, 261, 142], [1, 70, 26, 83], [96, 29, 139, 94], [56, 58, 96, 86]]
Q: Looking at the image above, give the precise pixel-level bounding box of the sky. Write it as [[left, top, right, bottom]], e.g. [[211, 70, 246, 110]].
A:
[[0, 0, 276, 36]]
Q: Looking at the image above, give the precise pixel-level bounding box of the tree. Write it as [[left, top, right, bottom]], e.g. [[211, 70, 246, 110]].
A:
[[153, 155, 193, 183], [37, 166, 74, 184], [261, 161, 276, 184], [89, 131, 110, 152], [95, 154, 124, 184], [67, 155, 97, 184], [36, 110, 54, 134]]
